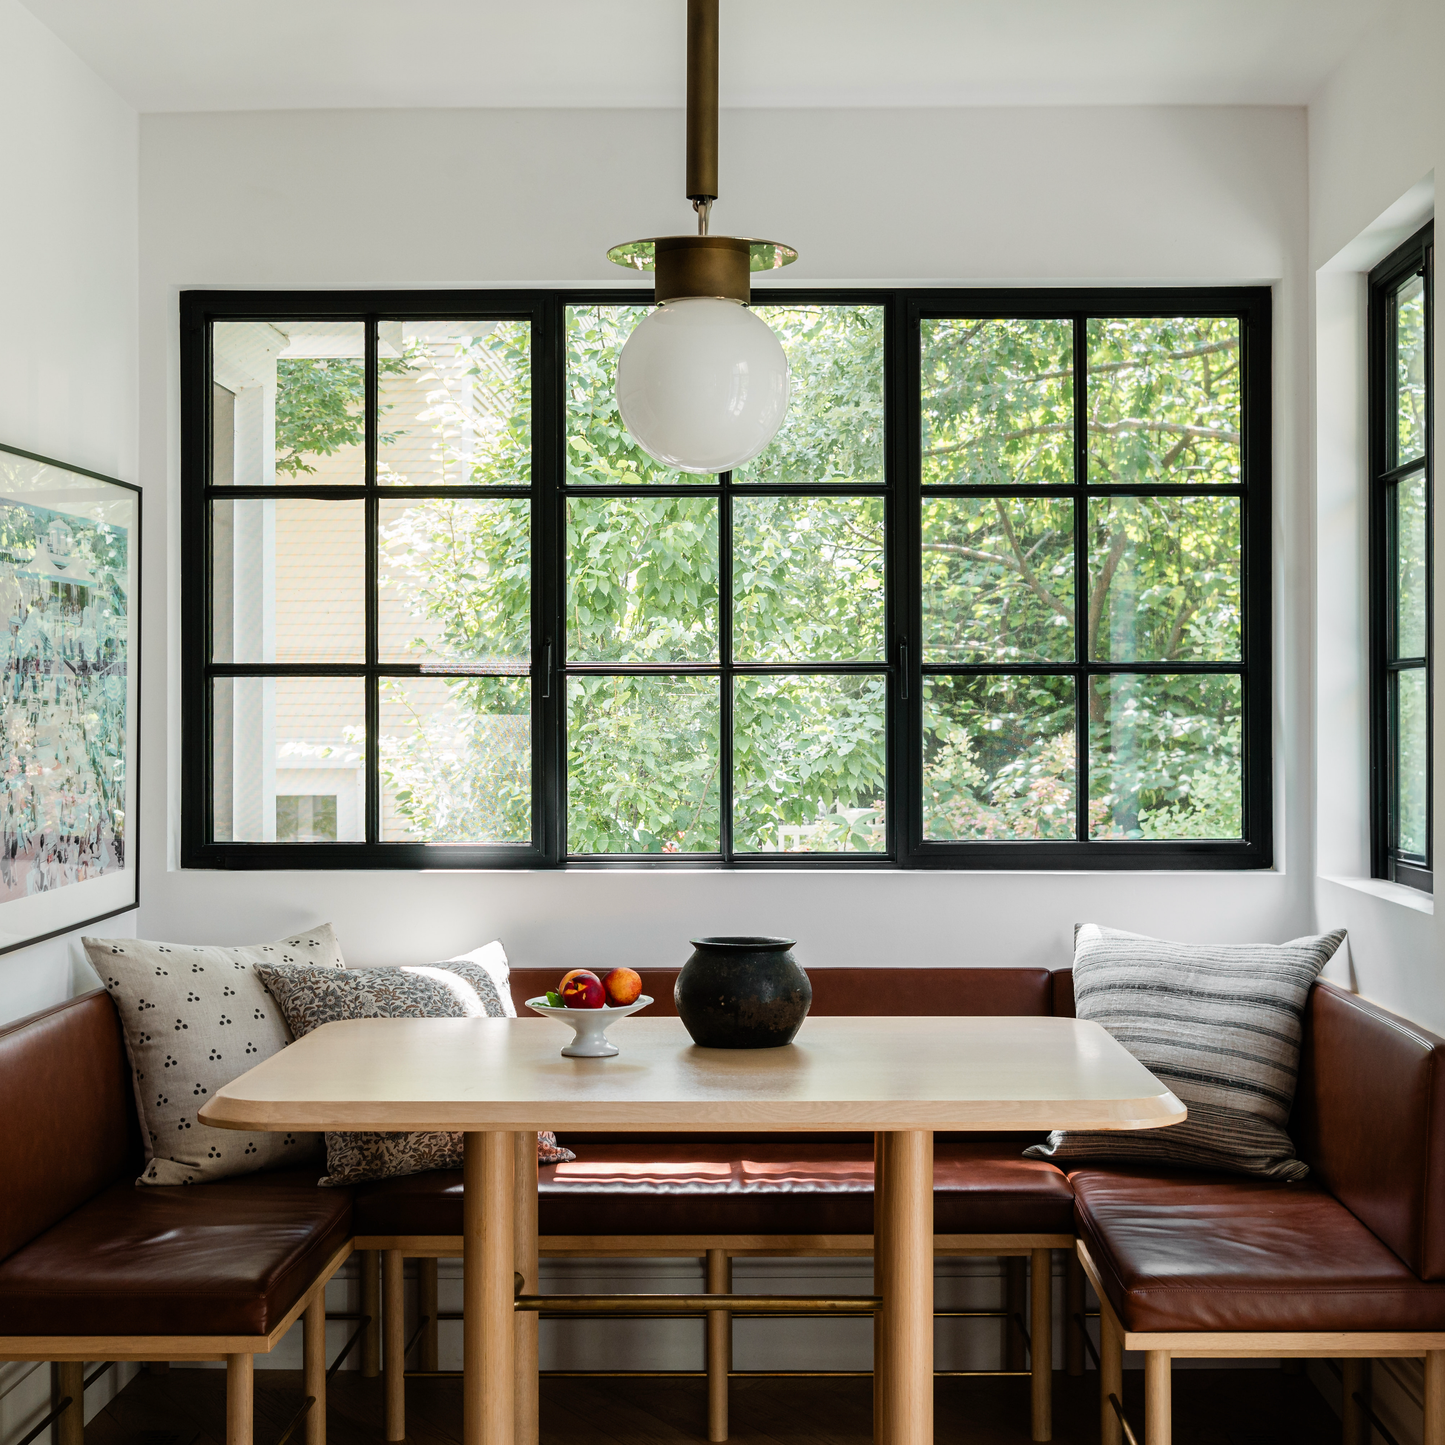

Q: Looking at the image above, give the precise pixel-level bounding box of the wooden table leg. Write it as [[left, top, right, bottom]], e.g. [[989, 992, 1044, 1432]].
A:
[[465, 1131, 516, 1445], [514, 1131, 540, 1445], [1425, 1350, 1445, 1445], [1144, 1351, 1171, 1445], [876, 1129, 932, 1445]]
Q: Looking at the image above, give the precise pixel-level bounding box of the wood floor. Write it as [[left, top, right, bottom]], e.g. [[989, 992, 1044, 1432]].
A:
[[89, 1366, 1344, 1445]]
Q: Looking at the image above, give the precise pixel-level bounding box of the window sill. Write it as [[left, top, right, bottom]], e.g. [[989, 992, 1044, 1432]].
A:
[[1319, 874, 1434, 915]]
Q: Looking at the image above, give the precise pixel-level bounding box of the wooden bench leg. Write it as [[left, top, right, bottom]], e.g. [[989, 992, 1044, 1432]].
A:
[[1064, 1252, 1085, 1377], [55, 1362, 84, 1445], [1144, 1351, 1170, 1445], [1426, 1350, 1445, 1445], [227, 1354, 254, 1445], [1341, 1358, 1370, 1445], [1030, 1248, 1052, 1442], [419, 1260, 440, 1374], [305, 1292, 326, 1445], [1005, 1257, 1027, 1371], [384, 1248, 406, 1442], [361, 1250, 382, 1378], [1100, 1305, 1122, 1445], [706, 1248, 732, 1443]]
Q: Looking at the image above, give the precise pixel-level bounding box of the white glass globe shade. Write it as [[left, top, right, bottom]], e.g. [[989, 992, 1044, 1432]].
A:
[[615, 297, 790, 474]]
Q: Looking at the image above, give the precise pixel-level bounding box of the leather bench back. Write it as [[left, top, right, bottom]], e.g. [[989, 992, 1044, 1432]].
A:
[[0, 990, 136, 1262], [509, 966, 1056, 1017], [1292, 981, 1445, 1280], [1058, 965, 1445, 1280]]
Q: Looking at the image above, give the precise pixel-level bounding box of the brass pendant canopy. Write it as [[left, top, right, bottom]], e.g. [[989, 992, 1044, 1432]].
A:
[[607, 0, 796, 300]]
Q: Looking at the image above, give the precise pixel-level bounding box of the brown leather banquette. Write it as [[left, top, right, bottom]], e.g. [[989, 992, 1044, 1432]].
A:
[[0, 992, 352, 1336], [1054, 972, 1445, 1445]]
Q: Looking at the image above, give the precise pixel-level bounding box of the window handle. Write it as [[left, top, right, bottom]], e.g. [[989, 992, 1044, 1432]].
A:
[[898, 642, 909, 701], [541, 641, 552, 699]]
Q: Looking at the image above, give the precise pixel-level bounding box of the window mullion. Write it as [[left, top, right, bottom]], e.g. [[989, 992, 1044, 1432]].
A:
[[719, 473, 734, 862], [1073, 313, 1090, 844], [364, 316, 380, 846]]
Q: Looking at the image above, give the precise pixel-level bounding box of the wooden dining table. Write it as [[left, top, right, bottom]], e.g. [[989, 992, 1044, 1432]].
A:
[[200, 1013, 1182, 1445]]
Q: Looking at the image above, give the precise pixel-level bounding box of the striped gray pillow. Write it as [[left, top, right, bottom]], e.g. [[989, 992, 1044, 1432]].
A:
[[1025, 923, 1346, 1180]]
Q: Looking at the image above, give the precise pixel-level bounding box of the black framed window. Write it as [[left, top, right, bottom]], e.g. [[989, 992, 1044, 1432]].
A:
[[181, 286, 1271, 870], [1370, 224, 1434, 893]]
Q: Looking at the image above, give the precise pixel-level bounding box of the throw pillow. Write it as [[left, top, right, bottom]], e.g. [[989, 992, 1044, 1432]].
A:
[[1024, 923, 1346, 1180], [81, 923, 346, 1185], [256, 948, 574, 1186]]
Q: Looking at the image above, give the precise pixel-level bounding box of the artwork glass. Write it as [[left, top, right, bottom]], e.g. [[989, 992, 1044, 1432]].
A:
[[0, 445, 139, 951]]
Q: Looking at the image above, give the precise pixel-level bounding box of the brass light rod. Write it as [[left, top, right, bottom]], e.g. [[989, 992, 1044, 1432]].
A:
[[686, 0, 719, 209]]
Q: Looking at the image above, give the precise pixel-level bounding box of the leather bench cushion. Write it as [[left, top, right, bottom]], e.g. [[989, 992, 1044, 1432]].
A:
[[508, 967, 1055, 1019], [0, 1168, 353, 1337], [354, 1141, 1073, 1237], [1073, 1165, 1445, 1334], [0, 992, 137, 1262]]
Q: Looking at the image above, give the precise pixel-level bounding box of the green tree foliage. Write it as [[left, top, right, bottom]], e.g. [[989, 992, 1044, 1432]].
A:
[[919, 316, 1244, 841], [360, 305, 1244, 850]]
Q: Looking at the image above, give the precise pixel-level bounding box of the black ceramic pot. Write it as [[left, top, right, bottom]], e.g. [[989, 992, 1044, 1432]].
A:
[[675, 936, 811, 1049]]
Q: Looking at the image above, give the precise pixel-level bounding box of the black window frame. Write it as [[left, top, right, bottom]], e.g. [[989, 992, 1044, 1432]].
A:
[[180, 285, 1273, 872], [1369, 224, 1435, 893]]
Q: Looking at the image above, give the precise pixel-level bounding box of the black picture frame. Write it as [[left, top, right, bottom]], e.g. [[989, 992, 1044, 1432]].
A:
[[0, 442, 140, 950]]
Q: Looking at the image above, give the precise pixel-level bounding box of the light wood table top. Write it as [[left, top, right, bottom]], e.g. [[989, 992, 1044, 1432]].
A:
[[199, 1014, 1184, 1134]]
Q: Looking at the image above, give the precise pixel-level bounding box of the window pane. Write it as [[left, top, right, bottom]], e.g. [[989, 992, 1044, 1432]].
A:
[[1396, 666, 1429, 858], [1089, 496, 1241, 662], [212, 677, 364, 842], [920, 319, 1073, 486], [566, 496, 717, 663], [921, 496, 1074, 663], [211, 498, 364, 662], [1395, 470, 1429, 659], [1087, 318, 1240, 485], [1395, 273, 1427, 467], [1089, 673, 1242, 839], [733, 496, 884, 663], [377, 320, 531, 486], [566, 304, 704, 484], [733, 676, 887, 853], [567, 675, 720, 854], [922, 675, 1075, 840], [378, 497, 530, 667], [735, 306, 884, 485], [212, 321, 365, 485], [379, 676, 531, 844]]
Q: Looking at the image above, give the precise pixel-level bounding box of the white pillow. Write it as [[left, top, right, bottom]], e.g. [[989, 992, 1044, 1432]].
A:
[[82, 923, 346, 1185]]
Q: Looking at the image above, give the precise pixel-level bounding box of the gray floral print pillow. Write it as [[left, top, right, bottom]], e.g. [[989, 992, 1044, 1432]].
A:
[[256, 950, 573, 1185]]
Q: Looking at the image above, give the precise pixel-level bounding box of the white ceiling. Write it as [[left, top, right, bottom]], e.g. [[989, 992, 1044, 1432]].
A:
[[22, 0, 1388, 113]]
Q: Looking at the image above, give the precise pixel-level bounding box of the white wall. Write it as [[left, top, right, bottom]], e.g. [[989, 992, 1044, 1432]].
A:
[[136, 104, 1312, 971], [0, 0, 138, 1023], [0, 0, 140, 1433], [1310, 0, 1445, 1033]]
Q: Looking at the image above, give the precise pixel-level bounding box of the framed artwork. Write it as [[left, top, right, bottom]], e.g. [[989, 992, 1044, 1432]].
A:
[[0, 443, 139, 953]]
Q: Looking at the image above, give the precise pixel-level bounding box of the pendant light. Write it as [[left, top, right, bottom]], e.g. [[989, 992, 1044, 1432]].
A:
[[607, 0, 797, 474]]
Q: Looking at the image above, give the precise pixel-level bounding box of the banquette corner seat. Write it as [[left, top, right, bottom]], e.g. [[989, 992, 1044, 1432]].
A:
[[0, 992, 354, 1445], [356, 966, 1078, 1444], [1053, 974, 1445, 1445]]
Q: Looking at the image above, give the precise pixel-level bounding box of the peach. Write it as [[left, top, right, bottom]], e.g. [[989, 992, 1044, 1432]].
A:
[[602, 967, 642, 1007], [558, 968, 604, 1009]]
